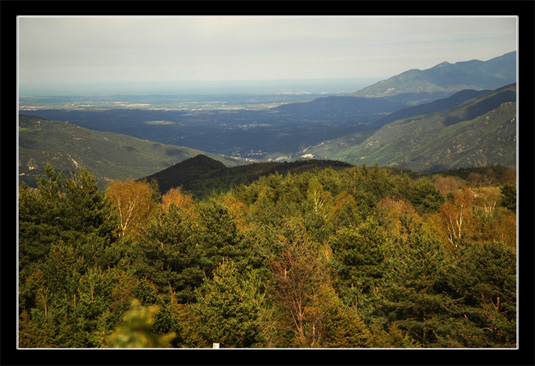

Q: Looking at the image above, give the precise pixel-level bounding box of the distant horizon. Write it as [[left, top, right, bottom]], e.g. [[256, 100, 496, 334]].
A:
[[18, 77, 386, 97], [17, 49, 517, 98], [18, 16, 517, 97]]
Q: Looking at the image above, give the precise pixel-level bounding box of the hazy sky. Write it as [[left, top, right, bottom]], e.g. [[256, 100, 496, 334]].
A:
[[18, 16, 517, 93]]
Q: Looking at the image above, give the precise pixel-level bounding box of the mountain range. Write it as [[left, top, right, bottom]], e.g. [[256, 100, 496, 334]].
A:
[[370, 88, 491, 128], [273, 95, 405, 121], [263, 51, 516, 128], [18, 51, 517, 189], [307, 83, 516, 171], [349, 51, 516, 103]]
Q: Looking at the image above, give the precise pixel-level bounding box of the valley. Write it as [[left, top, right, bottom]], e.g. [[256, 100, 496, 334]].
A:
[[310, 83, 517, 170], [20, 83, 516, 170], [18, 114, 243, 190], [18, 51, 518, 188], [20, 100, 380, 161]]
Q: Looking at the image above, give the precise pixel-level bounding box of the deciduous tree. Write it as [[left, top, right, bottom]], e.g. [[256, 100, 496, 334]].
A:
[[268, 219, 344, 347], [439, 186, 474, 249], [105, 179, 160, 237]]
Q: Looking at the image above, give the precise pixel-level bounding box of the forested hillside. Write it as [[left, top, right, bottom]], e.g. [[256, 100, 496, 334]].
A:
[[308, 84, 516, 171], [18, 114, 242, 189], [19, 162, 517, 348], [140, 154, 352, 198], [371, 88, 490, 128]]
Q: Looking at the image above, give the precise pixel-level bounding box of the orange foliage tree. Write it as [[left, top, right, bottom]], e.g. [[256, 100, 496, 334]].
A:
[[432, 175, 462, 197], [161, 187, 193, 210], [105, 179, 160, 237]]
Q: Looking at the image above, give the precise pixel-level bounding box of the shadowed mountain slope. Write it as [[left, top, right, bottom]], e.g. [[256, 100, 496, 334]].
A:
[[140, 155, 352, 197], [305, 84, 516, 172], [372, 89, 490, 128], [18, 114, 241, 189]]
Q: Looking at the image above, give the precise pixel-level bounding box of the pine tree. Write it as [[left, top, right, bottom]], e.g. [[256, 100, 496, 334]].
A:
[[62, 168, 116, 238], [193, 199, 251, 273], [329, 218, 387, 320], [499, 183, 516, 211], [19, 165, 65, 270], [410, 178, 445, 214], [193, 259, 266, 348], [134, 204, 204, 303], [447, 241, 516, 347], [376, 213, 451, 346]]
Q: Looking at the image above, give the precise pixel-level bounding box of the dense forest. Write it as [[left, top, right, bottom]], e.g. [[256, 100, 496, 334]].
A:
[[18, 162, 517, 348]]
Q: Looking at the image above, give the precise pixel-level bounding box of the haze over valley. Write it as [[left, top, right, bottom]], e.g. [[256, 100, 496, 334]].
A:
[[19, 50, 517, 188], [19, 16, 517, 181]]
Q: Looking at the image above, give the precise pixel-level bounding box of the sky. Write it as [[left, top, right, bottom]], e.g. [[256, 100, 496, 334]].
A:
[[18, 16, 517, 95]]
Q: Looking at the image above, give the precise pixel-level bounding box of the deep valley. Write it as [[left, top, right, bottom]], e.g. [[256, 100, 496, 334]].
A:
[[18, 51, 518, 189]]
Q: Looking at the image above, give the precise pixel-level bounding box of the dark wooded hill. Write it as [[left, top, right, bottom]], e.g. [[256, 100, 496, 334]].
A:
[[140, 154, 352, 197]]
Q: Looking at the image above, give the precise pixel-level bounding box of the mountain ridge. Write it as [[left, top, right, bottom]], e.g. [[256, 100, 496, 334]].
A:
[[349, 51, 516, 103], [371, 88, 490, 128], [273, 95, 405, 120], [18, 51, 517, 184], [140, 154, 352, 197], [321, 84, 517, 172], [266, 52, 516, 123], [374, 102, 517, 172], [18, 114, 242, 189]]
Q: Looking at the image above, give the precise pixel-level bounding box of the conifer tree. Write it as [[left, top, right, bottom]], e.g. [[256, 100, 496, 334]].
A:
[[329, 218, 387, 320], [19, 165, 65, 270], [376, 213, 451, 346], [193, 199, 251, 273], [447, 241, 516, 347], [499, 183, 516, 211], [193, 259, 266, 348], [410, 178, 445, 214], [18, 163, 517, 349], [134, 203, 203, 303]]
